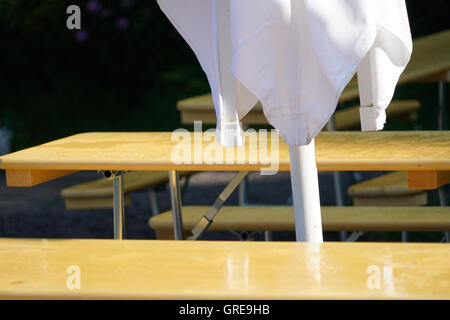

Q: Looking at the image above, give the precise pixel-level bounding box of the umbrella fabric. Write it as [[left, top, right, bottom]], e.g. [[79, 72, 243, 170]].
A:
[[157, 0, 412, 146]]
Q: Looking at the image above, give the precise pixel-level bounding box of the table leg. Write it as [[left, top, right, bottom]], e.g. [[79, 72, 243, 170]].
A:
[[238, 172, 248, 206], [401, 232, 408, 242], [328, 114, 347, 241], [289, 140, 323, 243], [148, 188, 159, 216], [169, 170, 184, 240], [438, 187, 450, 243], [113, 173, 125, 240], [264, 231, 273, 241]]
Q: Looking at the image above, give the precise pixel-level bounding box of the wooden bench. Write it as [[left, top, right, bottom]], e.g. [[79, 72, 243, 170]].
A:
[[1, 238, 449, 299], [148, 205, 450, 240], [60, 171, 191, 212], [348, 172, 427, 206], [178, 95, 420, 128]]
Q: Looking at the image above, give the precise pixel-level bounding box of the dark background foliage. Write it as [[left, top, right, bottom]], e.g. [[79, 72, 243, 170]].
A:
[[0, 0, 449, 151]]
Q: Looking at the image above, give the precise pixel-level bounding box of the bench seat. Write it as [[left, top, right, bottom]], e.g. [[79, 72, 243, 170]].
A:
[[325, 100, 420, 130], [348, 172, 427, 206], [61, 171, 190, 210], [0, 238, 449, 299], [149, 205, 450, 239], [177, 95, 420, 129]]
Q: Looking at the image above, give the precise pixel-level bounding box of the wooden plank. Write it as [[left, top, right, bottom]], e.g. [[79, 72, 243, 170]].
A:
[[329, 101, 420, 130], [408, 170, 450, 190], [5, 169, 75, 187], [1, 131, 449, 174], [0, 238, 449, 299], [352, 193, 427, 206], [148, 206, 450, 234], [349, 172, 424, 196]]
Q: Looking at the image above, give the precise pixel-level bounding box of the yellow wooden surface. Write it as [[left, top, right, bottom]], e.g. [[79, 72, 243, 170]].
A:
[[0, 131, 449, 176], [0, 238, 449, 299], [149, 206, 450, 236]]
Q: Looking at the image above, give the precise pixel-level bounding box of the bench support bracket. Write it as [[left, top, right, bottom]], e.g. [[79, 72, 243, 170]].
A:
[[188, 171, 249, 240]]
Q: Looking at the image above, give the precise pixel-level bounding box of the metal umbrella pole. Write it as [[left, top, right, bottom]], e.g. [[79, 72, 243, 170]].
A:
[[289, 141, 324, 242], [215, 0, 243, 148]]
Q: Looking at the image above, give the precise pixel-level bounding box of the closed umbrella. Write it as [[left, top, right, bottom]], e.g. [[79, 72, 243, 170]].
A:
[[157, 0, 412, 242]]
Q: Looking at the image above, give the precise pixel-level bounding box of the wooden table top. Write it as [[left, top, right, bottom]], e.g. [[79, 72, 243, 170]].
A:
[[0, 239, 448, 299], [0, 131, 449, 172], [177, 29, 450, 115]]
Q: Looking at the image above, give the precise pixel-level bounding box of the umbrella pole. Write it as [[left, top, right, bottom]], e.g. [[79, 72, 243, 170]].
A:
[[215, 0, 243, 147], [289, 141, 323, 242]]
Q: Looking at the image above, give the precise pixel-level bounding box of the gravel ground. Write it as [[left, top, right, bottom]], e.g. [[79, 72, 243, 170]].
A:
[[0, 170, 444, 241]]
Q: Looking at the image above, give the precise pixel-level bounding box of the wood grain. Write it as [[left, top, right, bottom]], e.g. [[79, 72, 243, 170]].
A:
[[1, 131, 449, 174], [0, 238, 449, 299], [149, 206, 450, 234]]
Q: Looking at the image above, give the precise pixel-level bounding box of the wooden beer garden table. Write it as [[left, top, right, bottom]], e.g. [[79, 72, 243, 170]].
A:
[[0, 131, 449, 239]]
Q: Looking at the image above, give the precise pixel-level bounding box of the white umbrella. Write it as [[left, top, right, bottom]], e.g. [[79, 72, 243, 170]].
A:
[[157, 0, 412, 242]]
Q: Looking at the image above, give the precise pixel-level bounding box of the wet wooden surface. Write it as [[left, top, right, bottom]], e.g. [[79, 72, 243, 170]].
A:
[[0, 238, 449, 299], [1, 131, 449, 173]]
